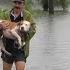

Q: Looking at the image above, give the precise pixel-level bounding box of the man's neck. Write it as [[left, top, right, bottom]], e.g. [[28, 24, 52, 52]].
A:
[[13, 9, 21, 14]]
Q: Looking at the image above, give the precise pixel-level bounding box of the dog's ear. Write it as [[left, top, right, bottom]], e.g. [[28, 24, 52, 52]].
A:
[[0, 24, 3, 30], [17, 22, 20, 25], [17, 21, 23, 26]]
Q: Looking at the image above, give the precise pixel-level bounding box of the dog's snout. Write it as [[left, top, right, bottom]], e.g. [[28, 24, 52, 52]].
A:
[[21, 27, 24, 30]]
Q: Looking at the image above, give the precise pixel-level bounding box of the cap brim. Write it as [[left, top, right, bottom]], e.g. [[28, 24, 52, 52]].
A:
[[12, 0, 24, 2]]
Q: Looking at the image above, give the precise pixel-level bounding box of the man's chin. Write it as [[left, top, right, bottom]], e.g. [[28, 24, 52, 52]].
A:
[[14, 6, 21, 9]]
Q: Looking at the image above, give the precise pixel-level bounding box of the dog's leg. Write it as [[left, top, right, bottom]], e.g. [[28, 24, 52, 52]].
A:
[[11, 27, 22, 49]]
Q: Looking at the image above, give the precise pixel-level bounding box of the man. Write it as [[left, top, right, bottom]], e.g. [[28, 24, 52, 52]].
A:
[[0, 0, 36, 70]]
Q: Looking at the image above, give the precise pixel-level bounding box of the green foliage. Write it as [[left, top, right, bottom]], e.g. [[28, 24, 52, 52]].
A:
[[60, 0, 68, 10], [54, 0, 68, 10], [41, 0, 68, 11], [25, 0, 33, 13], [0, 9, 8, 19]]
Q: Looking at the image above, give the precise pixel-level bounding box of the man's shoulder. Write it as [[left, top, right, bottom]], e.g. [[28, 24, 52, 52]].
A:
[[24, 9, 32, 15], [23, 9, 33, 22], [23, 9, 32, 18]]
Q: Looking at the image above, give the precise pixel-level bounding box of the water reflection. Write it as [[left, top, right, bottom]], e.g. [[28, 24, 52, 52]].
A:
[[44, 15, 57, 55]]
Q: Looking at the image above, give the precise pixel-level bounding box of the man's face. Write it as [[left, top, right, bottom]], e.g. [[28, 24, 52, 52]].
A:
[[12, 1, 24, 9]]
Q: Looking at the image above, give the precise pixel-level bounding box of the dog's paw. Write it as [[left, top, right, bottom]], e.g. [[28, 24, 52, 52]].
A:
[[18, 42, 26, 49], [22, 42, 26, 46]]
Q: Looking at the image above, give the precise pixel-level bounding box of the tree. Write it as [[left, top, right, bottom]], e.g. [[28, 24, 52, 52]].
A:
[[60, 0, 68, 11], [25, 0, 33, 12], [49, 0, 54, 14], [42, 0, 49, 11]]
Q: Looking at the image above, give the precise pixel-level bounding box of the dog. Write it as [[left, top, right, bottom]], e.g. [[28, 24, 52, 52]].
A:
[[0, 20, 31, 55]]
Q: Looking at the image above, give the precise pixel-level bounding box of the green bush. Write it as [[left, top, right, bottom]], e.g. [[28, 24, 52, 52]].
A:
[[0, 9, 8, 19]]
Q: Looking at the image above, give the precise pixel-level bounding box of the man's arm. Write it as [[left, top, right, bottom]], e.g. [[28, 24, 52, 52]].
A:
[[24, 10, 36, 41]]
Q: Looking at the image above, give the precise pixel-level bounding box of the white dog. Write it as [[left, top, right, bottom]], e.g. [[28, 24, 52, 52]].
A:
[[0, 20, 31, 55], [11, 20, 31, 49]]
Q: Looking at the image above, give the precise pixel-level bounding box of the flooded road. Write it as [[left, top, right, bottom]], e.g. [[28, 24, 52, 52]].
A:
[[26, 13, 70, 70]]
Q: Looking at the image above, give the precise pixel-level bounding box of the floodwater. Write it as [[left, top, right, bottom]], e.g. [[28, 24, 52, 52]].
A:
[[26, 12, 70, 70]]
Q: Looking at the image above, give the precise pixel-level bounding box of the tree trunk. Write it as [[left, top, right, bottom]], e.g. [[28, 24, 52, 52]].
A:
[[42, 0, 49, 11], [49, 0, 54, 14], [60, 0, 67, 11]]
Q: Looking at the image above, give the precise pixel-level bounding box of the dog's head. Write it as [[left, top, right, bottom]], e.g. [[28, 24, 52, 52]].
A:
[[19, 20, 31, 32]]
